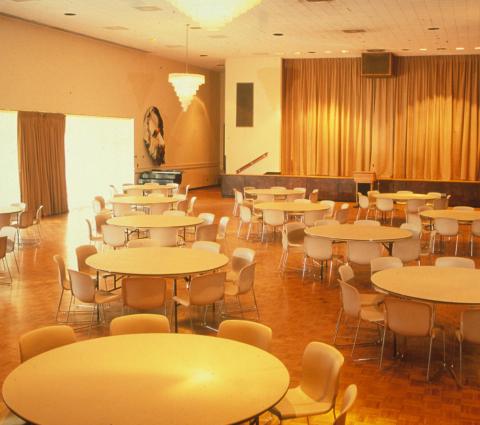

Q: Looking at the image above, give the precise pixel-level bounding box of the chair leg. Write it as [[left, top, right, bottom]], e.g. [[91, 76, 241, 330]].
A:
[[351, 317, 362, 357], [459, 340, 463, 386], [333, 309, 344, 345], [56, 289, 65, 322], [246, 222, 252, 241], [302, 255, 308, 278], [252, 288, 260, 320], [454, 235, 459, 256], [379, 326, 388, 369], [426, 335, 434, 381]]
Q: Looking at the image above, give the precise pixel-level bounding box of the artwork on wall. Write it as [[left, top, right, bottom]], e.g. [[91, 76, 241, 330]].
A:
[[143, 106, 165, 165]]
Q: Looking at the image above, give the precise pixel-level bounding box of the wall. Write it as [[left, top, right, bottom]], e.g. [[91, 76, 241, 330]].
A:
[[0, 15, 221, 188], [224, 57, 281, 175]]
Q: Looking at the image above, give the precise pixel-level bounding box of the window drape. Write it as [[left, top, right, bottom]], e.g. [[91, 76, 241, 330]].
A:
[[17, 111, 68, 216], [281, 55, 480, 181]]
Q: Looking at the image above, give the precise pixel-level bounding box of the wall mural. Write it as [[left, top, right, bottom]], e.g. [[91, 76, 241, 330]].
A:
[[143, 106, 165, 165]]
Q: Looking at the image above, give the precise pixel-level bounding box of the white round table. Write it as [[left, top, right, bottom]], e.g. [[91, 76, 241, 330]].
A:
[[107, 215, 204, 229], [123, 183, 173, 195], [110, 196, 179, 206], [373, 192, 439, 201], [371, 266, 480, 304], [245, 188, 302, 197], [0, 206, 23, 214], [254, 201, 329, 213], [2, 334, 290, 425], [419, 209, 480, 223]]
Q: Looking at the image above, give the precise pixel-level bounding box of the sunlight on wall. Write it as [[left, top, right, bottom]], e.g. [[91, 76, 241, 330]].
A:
[[0, 110, 21, 204], [65, 115, 134, 210]]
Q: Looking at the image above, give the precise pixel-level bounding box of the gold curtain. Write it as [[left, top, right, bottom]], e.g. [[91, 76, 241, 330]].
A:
[[282, 55, 480, 181], [17, 111, 68, 216]]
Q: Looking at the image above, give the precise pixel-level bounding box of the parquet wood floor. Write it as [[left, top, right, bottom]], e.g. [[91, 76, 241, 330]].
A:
[[1, 187, 480, 425]]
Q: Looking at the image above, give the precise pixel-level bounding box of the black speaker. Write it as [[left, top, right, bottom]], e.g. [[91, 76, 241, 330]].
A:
[[236, 82, 254, 127], [361, 52, 394, 77]]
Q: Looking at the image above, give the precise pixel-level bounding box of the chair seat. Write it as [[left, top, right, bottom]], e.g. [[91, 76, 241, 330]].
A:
[[360, 304, 385, 323], [225, 271, 238, 282], [94, 290, 121, 304], [270, 386, 333, 420], [224, 282, 240, 296], [359, 293, 385, 306]]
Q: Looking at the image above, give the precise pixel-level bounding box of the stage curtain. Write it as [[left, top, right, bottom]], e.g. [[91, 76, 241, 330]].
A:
[[282, 55, 480, 180], [17, 111, 68, 216]]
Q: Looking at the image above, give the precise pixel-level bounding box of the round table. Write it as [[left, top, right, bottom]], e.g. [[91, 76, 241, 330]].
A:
[[373, 192, 439, 201], [245, 188, 303, 197], [0, 206, 23, 214], [419, 209, 480, 223], [371, 266, 480, 305], [254, 201, 330, 213], [305, 223, 412, 254], [107, 215, 204, 229], [110, 196, 179, 206], [123, 183, 173, 194], [2, 334, 290, 425]]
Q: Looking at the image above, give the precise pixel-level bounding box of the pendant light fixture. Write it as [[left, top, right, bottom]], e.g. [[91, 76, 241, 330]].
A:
[[168, 24, 205, 112], [166, 0, 262, 30]]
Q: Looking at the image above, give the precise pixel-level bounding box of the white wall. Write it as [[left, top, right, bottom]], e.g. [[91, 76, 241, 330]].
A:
[[225, 57, 282, 175]]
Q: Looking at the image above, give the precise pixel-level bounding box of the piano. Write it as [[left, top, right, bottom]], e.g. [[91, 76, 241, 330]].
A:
[[138, 170, 183, 185]]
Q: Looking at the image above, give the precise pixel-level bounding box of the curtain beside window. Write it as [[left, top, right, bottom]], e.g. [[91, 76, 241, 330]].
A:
[[17, 111, 68, 216]]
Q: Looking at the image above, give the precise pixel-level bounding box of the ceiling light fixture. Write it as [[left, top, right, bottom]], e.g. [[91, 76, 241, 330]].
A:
[[168, 24, 205, 112], [64, 12, 76, 16], [475, 47, 480, 50], [273, 33, 284, 36], [455, 47, 464, 50], [419, 48, 427, 51], [165, 0, 262, 30]]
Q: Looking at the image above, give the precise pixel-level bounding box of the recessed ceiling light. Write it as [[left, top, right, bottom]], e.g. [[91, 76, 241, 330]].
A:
[[427, 27, 440, 31], [64, 12, 76, 16], [324, 50, 332, 54], [308, 51, 316, 54], [199, 54, 208, 57], [475, 47, 480, 50], [104, 26, 128, 30], [294, 51, 301, 55], [402, 48, 410, 51], [419, 48, 427, 51], [342, 29, 366, 34], [456, 47, 464, 50], [341, 50, 349, 53], [273, 33, 284, 37], [366, 49, 385, 53], [134, 6, 162, 12]]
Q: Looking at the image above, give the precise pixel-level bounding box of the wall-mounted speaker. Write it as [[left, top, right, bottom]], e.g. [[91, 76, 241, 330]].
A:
[[361, 52, 394, 77], [236, 82, 254, 127]]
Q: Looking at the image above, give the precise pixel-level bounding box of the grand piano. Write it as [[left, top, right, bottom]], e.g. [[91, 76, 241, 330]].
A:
[[138, 170, 183, 186]]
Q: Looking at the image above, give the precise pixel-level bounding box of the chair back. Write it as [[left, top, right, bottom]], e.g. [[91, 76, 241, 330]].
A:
[[304, 235, 332, 261], [304, 210, 326, 227], [319, 200, 335, 217], [0, 236, 7, 259], [231, 248, 256, 273], [127, 238, 167, 248], [237, 263, 256, 294], [102, 224, 125, 248], [217, 216, 230, 239], [93, 196, 106, 212], [95, 213, 111, 234], [392, 238, 421, 263], [149, 204, 170, 215], [333, 384, 358, 425], [353, 220, 380, 226], [406, 199, 426, 213], [472, 219, 480, 236], [376, 198, 394, 212], [338, 280, 361, 317], [309, 189, 319, 203], [234, 189, 244, 205], [35, 205, 44, 223], [282, 222, 305, 249], [68, 269, 96, 303], [0, 226, 16, 252], [218, 320, 272, 351], [300, 342, 344, 405], [110, 314, 170, 335], [434, 256, 475, 268], [192, 241, 221, 253], [367, 190, 379, 204], [432, 197, 449, 209], [338, 264, 354, 282], [187, 196, 197, 215], [335, 208, 349, 224], [405, 214, 423, 233], [263, 209, 285, 226], [434, 218, 458, 236], [358, 194, 369, 209], [196, 223, 219, 242], [0, 213, 11, 228], [163, 210, 186, 217], [189, 272, 226, 306], [198, 213, 215, 225], [371, 256, 403, 274], [149, 228, 178, 246], [239, 205, 252, 223], [75, 244, 97, 274], [53, 255, 70, 291], [460, 309, 480, 344], [19, 325, 76, 362], [122, 277, 166, 310], [347, 241, 382, 265], [384, 297, 433, 337]]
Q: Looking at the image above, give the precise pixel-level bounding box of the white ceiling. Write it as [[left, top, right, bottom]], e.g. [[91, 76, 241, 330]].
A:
[[1, 0, 479, 70]]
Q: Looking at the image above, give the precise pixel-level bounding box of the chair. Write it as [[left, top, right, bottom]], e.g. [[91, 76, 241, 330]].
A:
[[237, 205, 260, 240], [94, 213, 111, 235], [68, 269, 121, 335], [75, 244, 98, 277], [32, 205, 44, 240], [53, 255, 72, 322], [0, 226, 19, 271], [149, 228, 178, 246], [375, 198, 394, 225], [109, 184, 120, 196], [192, 241, 221, 253], [196, 223, 219, 242], [434, 256, 475, 268], [270, 342, 344, 423], [149, 203, 171, 215], [126, 238, 167, 248], [380, 297, 445, 381], [198, 212, 215, 225], [280, 222, 305, 271], [334, 279, 385, 358], [110, 314, 170, 335], [243, 186, 256, 200], [0, 212, 11, 228], [261, 209, 285, 242], [113, 203, 144, 217], [353, 219, 381, 226], [224, 263, 259, 319], [302, 236, 334, 283], [233, 189, 247, 216], [370, 256, 403, 275], [319, 200, 335, 218], [309, 189, 319, 203], [455, 309, 480, 385], [0, 236, 12, 284], [102, 224, 126, 249], [163, 210, 186, 217], [122, 277, 167, 313], [14, 211, 38, 245], [304, 210, 327, 227], [347, 241, 382, 266], [357, 193, 375, 220], [217, 320, 272, 351], [286, 192, 305, 202], [92, 196, 110, 215], [338, 264, 354, 283], [335, 206, 349, 224], [392, 223, 421, 265], [470, 220, 480, 256], [432, 218, 459, 255], [217, 216, 230, 251], [405, 199, 426, 216], [186, 196, 197, 215], [228, 247, 256, 282], [432, 195, 450, 210], [85, 218, 102, 247], [333, 384, 358, 425], [173, 272, 226, 330], [19, 325, 76, 362]]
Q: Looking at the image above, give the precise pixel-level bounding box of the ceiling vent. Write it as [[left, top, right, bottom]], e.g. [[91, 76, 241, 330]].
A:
[[342, 29, 366, 34], [304, 0, 334, 2], [366, 49, 386, 53]]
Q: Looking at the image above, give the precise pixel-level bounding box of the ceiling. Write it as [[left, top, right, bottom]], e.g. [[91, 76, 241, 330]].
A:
[[1, 0, 479, 70]]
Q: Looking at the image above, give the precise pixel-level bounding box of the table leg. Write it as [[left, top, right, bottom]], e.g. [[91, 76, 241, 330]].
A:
[[174, 279, 178, 333]]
